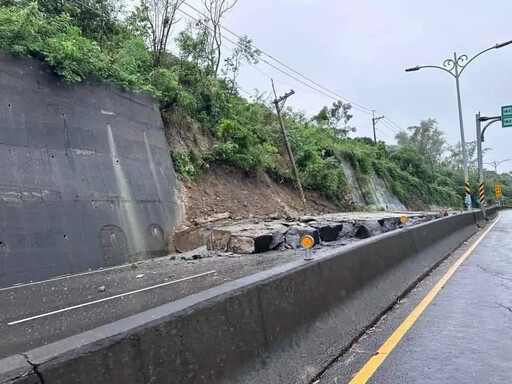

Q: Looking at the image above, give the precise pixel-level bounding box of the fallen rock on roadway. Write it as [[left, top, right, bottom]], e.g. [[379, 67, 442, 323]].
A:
[[173, 211, 446, 255]]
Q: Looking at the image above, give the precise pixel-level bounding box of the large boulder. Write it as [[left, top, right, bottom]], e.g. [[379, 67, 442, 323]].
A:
[[285, 225, 320, 248], [353, 221, 383, 239], [207, 229, 232, 252], [172, 227, 210, 253], [228, 236, 255, 254], [309, 221, 344, 242], [207, 223, 287, 254]]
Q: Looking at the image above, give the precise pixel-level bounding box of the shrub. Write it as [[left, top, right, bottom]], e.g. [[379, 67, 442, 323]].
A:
[[43, 26, 109, 82], [171, 150, 197, 179]]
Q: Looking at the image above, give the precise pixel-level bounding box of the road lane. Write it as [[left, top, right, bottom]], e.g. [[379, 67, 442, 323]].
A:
[[0, 246, 309, 358], [321, 211, 512, 383]]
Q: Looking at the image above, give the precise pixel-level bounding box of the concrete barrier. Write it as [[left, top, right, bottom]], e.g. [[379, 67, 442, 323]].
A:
[[1, 212, 488, 384]]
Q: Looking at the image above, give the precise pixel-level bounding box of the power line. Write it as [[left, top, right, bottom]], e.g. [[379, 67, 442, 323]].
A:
[[72, 0, 388, 120], [181, 1, 375, 115], [381, 115, 404, 132], [71, 0, 400, 126], [375, 128, 394, 140], [176, 7, 373, 113], [381, 119, 401, 135]]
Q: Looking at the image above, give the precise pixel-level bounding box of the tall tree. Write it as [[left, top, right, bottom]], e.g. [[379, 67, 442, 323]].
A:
[[313, 100, 354, 138], [202, 0, 238, 74], [129, 0, 185, 66], [396, 119, 446, 179], [445, 141, 490, 172], [221, 35, 260, 92]]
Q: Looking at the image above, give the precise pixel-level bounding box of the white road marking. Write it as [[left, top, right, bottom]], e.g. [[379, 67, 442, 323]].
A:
[[7, 270, 216, 326], [0, 258, 171, 292]]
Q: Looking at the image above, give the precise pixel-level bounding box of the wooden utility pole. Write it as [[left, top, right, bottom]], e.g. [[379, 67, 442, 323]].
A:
[[271, 79, 306, 204], [372, 110, 384, 143]]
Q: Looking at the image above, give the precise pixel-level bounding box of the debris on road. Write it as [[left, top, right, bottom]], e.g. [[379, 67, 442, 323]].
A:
[[135, 274, 144, 279], [169, 211, 449, 257]]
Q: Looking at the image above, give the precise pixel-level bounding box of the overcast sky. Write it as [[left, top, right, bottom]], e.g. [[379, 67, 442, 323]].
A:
[[131, 0, 512, 171]]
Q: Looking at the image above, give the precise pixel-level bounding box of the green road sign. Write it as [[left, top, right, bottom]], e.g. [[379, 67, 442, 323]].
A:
[[501, 105, 512, 128]]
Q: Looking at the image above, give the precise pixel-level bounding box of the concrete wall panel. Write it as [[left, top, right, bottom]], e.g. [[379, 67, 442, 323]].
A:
[[0, 52, 180, 288]]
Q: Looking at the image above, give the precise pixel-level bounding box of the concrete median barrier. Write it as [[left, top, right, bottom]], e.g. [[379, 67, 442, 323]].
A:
[[1, 212, 491, 384]]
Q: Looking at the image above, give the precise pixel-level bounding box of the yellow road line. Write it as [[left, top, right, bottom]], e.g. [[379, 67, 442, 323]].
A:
[[349, 213, 502, 384]]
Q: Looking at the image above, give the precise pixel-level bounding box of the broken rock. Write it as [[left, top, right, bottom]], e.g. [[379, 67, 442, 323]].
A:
[[353, 221, 383, 239], [207, 229, 232, 252], [193, 212, 230, 226], [309, 222, 343, 242], [285, 226, 320, 248], [228, 236, 255, 254], [179, 246, 208, 260], [173, 227, 210, 253]]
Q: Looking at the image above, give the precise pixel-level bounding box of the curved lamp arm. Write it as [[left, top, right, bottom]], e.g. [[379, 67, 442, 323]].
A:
[[459, 40, 512, 76], [405, 65, 456, 78]]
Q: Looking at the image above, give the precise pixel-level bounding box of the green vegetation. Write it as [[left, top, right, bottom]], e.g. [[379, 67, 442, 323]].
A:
[[1, 0, 506, 209]]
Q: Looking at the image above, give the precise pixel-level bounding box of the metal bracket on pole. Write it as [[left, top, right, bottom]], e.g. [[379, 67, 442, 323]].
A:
[[476, 113, 502, 217], [372, 110, 384, 143]]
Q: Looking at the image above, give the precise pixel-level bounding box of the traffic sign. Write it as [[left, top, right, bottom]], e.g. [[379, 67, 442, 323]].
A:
[[501, 105, 512, 128], [495, 182, 503, 199]]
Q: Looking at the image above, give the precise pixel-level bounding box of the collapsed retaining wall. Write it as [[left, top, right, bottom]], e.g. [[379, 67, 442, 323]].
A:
[[0, 52, 180, 288], [0, 210, 498, 384]]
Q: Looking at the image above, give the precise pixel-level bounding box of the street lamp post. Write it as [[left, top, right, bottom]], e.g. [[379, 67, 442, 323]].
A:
[[405, 40, 512, 212], [484, 159, 511, 175], [484, 159, 511, 207]]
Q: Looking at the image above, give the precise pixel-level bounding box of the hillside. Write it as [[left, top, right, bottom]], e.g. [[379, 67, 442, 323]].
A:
[[2, 0, 505, 222]]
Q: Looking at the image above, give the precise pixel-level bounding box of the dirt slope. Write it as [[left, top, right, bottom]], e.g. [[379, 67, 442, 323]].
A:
[[177, 164, 338, 228]]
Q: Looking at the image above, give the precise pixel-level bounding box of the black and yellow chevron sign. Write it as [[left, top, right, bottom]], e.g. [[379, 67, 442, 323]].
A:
[[465, 180, 471, 195], [495, 182, 503, 199], [479, 182, 486, 204]]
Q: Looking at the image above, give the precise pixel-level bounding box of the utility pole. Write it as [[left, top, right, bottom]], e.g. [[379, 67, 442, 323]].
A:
[[372, 110, 384, 143], [271, 80, 306, 204]]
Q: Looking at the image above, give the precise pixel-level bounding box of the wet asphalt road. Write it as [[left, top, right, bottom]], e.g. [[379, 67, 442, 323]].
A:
[[2, 212, 433, 358], [0, 246, 311, 358], [320, 211, 512, 384]]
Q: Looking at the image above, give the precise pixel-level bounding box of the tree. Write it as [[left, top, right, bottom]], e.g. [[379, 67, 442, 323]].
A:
[[202, 0, 238, 74], [390, 145, 430, 181], [396, 119, 446, 179], [313, 100, 354, 138], [39, 0, 122, 46], [175, 23, 210, 70], [445, 141, 490, 172], [221, 35, 260, 92], [129, 0, 185, 66]]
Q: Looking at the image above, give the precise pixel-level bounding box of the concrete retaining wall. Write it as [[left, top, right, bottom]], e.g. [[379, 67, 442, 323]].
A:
[[0, 211, 496, 384], [0, 52, 180, 288]]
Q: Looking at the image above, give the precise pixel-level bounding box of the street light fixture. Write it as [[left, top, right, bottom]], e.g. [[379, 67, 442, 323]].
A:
[[405, 39, 512, 212], [484, 159, 511, 174]]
